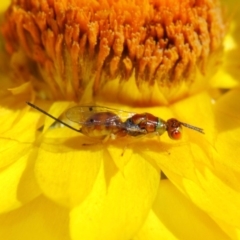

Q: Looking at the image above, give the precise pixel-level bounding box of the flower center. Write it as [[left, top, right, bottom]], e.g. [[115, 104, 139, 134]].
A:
[[1, 0, 225, 105]]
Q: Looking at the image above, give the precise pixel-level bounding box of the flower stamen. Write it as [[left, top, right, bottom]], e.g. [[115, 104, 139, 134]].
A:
[[1, 0, 225, 104]]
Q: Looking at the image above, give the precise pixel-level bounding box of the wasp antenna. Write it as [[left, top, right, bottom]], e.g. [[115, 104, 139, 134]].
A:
[[26, 102, 82, 133], [180, 122, 205, 134]]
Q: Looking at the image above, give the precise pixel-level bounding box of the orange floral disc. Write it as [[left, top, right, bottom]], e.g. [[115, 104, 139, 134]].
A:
[[1, 0, 225, 104]]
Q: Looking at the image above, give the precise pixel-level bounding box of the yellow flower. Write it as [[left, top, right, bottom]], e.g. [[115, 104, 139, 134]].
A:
[[0, 0, 239, 240]]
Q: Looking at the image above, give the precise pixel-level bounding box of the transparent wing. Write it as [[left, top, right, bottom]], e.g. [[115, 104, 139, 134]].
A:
[[65, 105, 135, 125]]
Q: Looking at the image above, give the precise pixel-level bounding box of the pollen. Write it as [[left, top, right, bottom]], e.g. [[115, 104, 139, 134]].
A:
[[1, 0, 225, 103]]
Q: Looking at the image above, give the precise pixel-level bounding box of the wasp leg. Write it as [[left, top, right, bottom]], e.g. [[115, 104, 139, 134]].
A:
[[81, 138, 102, 146], [82, 142, 99, 146], [102, 134, 112, 143]]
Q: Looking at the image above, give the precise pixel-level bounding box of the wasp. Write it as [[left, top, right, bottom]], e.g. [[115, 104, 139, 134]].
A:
[[27, 102, 204, 141]]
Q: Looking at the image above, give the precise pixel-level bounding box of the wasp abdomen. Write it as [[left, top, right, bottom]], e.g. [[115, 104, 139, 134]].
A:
[[81, 112, 124, 138]]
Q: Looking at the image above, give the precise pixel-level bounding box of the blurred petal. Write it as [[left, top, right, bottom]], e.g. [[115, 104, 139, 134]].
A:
[[183, 168, 240, 239], [210, 0, 240, 89], [39, 101, 72, 134], [0, 83, 40, 168], [0, 146, 41, 213], [70, 152, 160, 240], [180, 89, 240, 238], [0, 139, 30, 168], [0, 82, 42, 213], [0, 195, 71, 240], [35, 137, 102, 207], [143, 90, 240, 239], [142, 180, 229, 240], [0, 0, 10, 12], [133, 210, 178, 240], [212, 88, 240, 180], [143, 92, 214, 182], [0, 82, 39, 141]]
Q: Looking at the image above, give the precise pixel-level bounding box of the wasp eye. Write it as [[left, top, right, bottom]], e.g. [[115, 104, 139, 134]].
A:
[[169, 129, 182, 140]]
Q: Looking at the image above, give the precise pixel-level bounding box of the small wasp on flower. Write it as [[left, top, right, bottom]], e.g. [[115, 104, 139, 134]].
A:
[[27, 102, 204, 142]]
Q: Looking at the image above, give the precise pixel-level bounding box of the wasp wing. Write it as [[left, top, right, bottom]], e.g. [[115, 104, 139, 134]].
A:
[[65, 105, 135, 125]]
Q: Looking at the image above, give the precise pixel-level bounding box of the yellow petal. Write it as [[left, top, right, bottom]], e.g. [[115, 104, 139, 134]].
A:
[[0, 110, 43, 142], [0, 195, 71, 240], [0, 147, 40, 213], [0, 0, 10, 12], [139, 180, 229, 240], [70, 151, 159, 240], [214, 89, 240, 171], [39, 101, 72, 134], [210, 0, 240, 89], [0, 82, 39, 142], [0, 139, 30, 168], [143, 92, 215, 175], [143, 90, 240, 239], [133, 209, 179, 240], [35, 131, 102, 207], [183, 168, 240, 239], [210, 68, 239, 89]]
